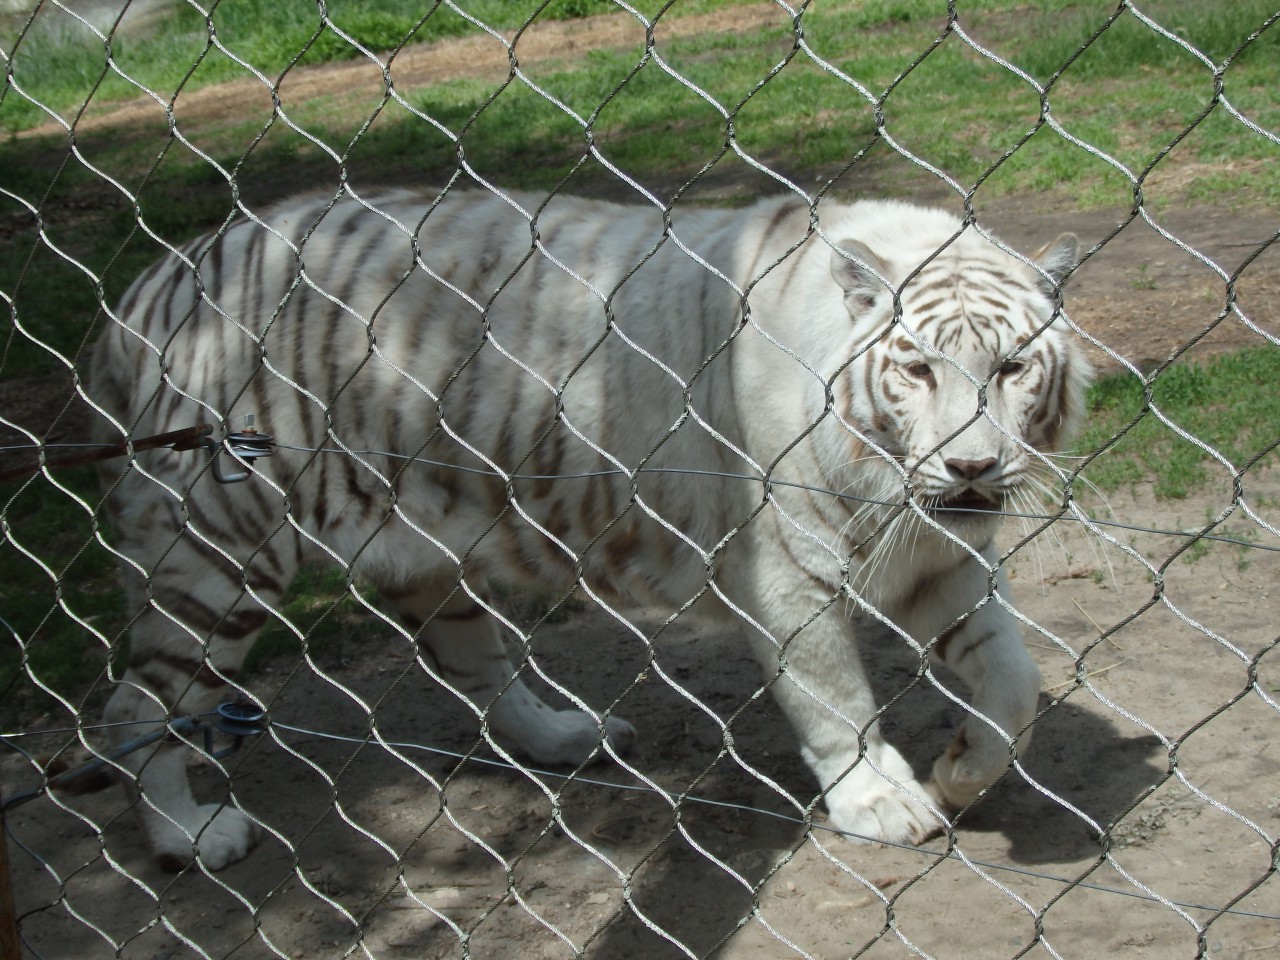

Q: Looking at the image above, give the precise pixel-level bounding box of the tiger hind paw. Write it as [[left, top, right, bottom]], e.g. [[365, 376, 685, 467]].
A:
[[504, 709, 636, 767], [151, 804, 261, 873]]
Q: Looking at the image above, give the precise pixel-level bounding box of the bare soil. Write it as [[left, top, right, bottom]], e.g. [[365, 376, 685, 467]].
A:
[[3, 8, 1280, 959], [4, 493, 1280, 958]]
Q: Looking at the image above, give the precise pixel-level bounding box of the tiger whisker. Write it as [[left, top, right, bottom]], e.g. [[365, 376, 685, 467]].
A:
[[1018, 466, 1117, 589]]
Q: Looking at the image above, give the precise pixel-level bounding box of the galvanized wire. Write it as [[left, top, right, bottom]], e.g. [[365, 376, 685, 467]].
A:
[[2, 2, 1279, 959]]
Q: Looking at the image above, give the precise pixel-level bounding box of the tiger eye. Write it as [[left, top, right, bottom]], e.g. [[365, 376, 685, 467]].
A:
[[906, 361, 934, 381], [997, 359, 1025, 378]]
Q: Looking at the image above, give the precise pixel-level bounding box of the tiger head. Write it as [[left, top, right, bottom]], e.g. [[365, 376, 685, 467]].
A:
[[826, 220, 1090, 538]]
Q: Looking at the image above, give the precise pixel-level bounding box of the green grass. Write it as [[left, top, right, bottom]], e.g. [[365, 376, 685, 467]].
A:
[[0, 1, 635, 131], [0, 468, 120, 727], [243, 565, 375, 674], [4, 0, 1276, 195], [1078, 347, 1280, 500], [798, 0, 1280, 206]]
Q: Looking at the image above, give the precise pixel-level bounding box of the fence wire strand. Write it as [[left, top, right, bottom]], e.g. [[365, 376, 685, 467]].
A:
[[2, 1, 1279, 959], [4, 439, 1280, 556]]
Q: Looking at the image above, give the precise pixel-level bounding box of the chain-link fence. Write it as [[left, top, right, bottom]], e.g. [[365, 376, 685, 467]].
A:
[[1, 1, 1278, 958]]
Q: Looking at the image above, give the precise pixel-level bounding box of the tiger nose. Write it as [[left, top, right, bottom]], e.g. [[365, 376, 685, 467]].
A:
[[945, 457, 997, 481]]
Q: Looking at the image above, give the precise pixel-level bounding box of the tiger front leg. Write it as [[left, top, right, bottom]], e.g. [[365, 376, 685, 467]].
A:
[[104, 674, 262, 872], [921, 589, 1042, 811], [100, 483, 298, 872], [104, 581, 280, 871], [745, 600, 945, 845]]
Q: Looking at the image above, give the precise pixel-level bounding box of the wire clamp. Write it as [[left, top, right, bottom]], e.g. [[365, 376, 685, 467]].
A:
[[203, 701, 269, 759]]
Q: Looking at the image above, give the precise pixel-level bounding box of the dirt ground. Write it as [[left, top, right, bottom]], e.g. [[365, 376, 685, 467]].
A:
[[3, 6, 1280, 960], [4, 474, 1280, 959]]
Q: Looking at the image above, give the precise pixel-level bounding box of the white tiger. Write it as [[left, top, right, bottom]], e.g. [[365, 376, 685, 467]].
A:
[[90, 187, 1087, 871]]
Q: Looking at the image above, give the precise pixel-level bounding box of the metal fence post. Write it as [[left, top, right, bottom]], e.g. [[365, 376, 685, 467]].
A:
[[0, 785, 19, 960]]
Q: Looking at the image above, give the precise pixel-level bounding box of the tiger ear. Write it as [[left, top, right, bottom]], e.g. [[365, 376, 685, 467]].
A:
[[1031, 232, 1079, 297], [830, 239, 890, 314]]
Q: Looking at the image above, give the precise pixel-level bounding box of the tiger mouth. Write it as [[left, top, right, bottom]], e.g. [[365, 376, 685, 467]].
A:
[[932, 490, 1004, 514]]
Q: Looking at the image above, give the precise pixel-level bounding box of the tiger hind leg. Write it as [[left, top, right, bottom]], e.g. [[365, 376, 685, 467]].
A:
[[381, 574, 635, 765], [103, 494, 298, 871]]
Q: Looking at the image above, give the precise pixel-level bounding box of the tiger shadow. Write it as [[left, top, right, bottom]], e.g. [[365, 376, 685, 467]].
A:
[[942, 693, 1167, 864], [555, 610, 1166, 959], [844, 611, 1169, 865]]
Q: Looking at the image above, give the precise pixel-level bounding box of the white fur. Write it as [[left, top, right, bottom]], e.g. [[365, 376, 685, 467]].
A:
[[93, 189, 1086, 867]]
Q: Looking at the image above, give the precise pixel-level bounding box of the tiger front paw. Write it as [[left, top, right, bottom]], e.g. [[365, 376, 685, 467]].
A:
[[824, 774, 946, 846]]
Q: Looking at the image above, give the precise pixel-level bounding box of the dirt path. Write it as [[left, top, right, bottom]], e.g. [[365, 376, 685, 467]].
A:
[[23, 3, 790, 140]]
